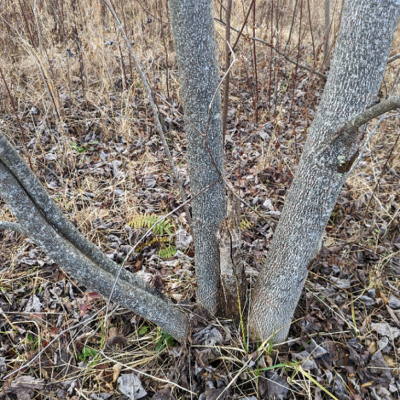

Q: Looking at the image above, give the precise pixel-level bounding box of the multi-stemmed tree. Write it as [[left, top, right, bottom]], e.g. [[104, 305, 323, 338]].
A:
[[0, 0, 399, 343]]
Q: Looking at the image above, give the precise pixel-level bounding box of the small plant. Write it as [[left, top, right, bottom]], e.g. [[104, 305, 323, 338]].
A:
[[240, 217, 254, 231], [158, 245, 177, 260], [129, 213, 174, 236], [27, 333, 39, 349], [77, 346, 97, 362], [70, 142, 88, 154], [129, 213, 176, 259], [137, 326, 149, 336], [155, 329, 175, 351]]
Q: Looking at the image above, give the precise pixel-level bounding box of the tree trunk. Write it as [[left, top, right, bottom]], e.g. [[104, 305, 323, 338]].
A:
[[250, 0, 400, 343], [169, 0, 226, 314]]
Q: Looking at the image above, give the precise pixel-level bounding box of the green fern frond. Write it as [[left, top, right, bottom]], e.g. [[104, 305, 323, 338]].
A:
[[128, 213, 175, 235], [239, 217, 254, 231], [158, 246, 177, 260]]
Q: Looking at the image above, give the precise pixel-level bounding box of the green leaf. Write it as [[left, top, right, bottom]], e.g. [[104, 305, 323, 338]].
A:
[[138, 326, 149, 335], [258, 362, 299, 371], [155, 330, 175, 352], [155, 342, 165, 352], [78, 345, 97, 361]]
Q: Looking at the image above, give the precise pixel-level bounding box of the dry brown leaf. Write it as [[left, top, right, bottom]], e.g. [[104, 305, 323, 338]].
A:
[[113, 363, 122, 382], [383, 355, 396, 368], [368, 341, 377, 354], [377, 291, 389, 305], [265, 354, 273, 367]]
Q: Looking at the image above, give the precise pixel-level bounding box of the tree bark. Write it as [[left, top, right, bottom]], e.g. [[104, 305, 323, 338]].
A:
[[169, 0, 226, 314], [250, 0, 400, 343]]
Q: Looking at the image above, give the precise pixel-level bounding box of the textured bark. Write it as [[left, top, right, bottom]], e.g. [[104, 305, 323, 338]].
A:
[[216, 193, 246, 321], [250, 0, 400, 343], [169, 0, 226, 314], [0, 160, 189, 341], [0, 221, 26, 235]]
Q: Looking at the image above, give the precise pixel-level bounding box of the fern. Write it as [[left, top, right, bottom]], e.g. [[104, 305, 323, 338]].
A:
[[158, 245, 177, 260], [240, 217, 254, 231], [129, 214, 175, 255], [129, 213, 174, 235]]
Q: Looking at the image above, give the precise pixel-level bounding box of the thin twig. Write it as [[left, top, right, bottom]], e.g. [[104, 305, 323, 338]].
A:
[[252, 0, 258, 123], [362, 131, 400, 222], [100, 351, 196, 395], [320, 95, 400, 155], [289, 0, 304, 163], [222, 0, 233, 143], [100, 0, 191, 226], [388, 53, 400, 64], [204, 41, 236, 141], [0, 66, 33, 169], [348, 74, 400, 173], [268, 0, 274, 110], [285, 0, 298, 52], [347, 114, 391, 175], [215, 18, 326, 79], [232, 0, 256, 51], [307, 0, 315, 64]]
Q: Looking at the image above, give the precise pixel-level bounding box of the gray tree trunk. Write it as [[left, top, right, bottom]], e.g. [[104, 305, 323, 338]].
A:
[[249, 0, 400, 343], [169, 0, 226, 314]]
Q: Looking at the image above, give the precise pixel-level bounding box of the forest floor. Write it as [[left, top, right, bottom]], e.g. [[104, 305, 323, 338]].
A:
[[1, 2, 400, 399]]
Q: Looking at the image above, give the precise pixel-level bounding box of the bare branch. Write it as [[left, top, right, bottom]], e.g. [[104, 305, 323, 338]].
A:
[[99, 0, 191, 226], [342, 95, 400, 135], [320, 96, 400, 159], [222, 0, 233, 142], [231, 0, 256, 51], [388, 53, 400, 63], [347, 114, 393, 175], [215, 18, 327, 80]]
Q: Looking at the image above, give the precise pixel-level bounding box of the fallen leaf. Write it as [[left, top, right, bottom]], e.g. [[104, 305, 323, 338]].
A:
[[117, 373, 147, 399], [113, 363, 122, 382]]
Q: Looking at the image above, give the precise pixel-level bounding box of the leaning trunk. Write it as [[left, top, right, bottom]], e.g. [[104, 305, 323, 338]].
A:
[[250, 0, 400, 343], [169, 0, 226, 314]]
